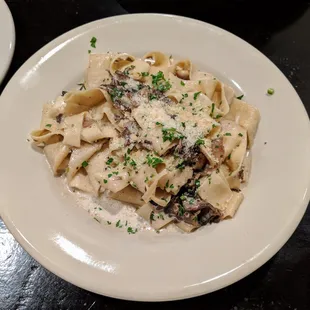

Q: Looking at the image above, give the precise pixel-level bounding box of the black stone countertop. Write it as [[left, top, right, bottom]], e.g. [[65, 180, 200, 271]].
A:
[[0, 0, 309, 309]]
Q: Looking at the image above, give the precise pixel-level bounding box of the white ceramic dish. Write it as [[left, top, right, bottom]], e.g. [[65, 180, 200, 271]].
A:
[[0, 0, 15, 84], [0, 14, 309, 301]]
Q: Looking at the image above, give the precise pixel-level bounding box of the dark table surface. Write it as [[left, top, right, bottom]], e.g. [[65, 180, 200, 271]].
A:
[[1, 0, 310, 309]]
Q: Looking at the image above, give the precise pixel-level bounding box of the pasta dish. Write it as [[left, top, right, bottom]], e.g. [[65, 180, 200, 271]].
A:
[[30, 51, 260, 233]]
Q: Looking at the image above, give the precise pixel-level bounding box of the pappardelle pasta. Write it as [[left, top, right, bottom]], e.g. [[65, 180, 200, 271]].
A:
[[30, 51, 260, 233]]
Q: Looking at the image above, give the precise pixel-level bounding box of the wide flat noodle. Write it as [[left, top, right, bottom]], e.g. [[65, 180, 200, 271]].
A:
[[67, 141, 102, 182], [110, 186, 144, 206], [64, 89, 106, 116], [63, 112, 85, 147], [44, 142, 70, 175], [223, 98, 260, 148]]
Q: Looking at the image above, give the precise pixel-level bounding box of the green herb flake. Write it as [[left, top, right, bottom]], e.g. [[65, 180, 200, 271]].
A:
[[176, 161, 185, 171], [195, 138, 205, 146], [88, 50, 91, 54], [267, 88, 275, 95], [144, 177, 149, 183], [224, 132, 232, 136], [180, 80, 185, 86], [236, 94, 244, 100], [178, 204, 185, 216], [169, 184, 174, 189], [108, 173, 113, 178], [215, 114, 222, 119], [116, 220, 121, 228], [81, 161, 88, 168], [238, 133, 243, 137], [151, 71, 171, 92], [180, 195, 186, 201], [228, 153, 231, 160], [195, 179, 200, 188], [181, 122, 186, 128], [107, 221, 111, 225], [141, 72, 149, 77], [150, 212, 155, 221], [127, 227, 137, 234], [45, 124, 52, 128], [103, 179, 108, 184], [90, 36, 97, 48], [106, 158, 113, 165], [130, 159, 137, 168], [193, 91, 201, 100], [146, 154, 163, 168], [162, 127, 184, 142], [149, 94, 157, 100], [210, 103, 215, 116]]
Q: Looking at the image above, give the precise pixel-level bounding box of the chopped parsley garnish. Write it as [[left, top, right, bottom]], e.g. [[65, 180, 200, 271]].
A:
[[88, 50, 91, 54], [159, 213, 165, 220], [77, 82, 86, 90], [149, 94, 157, 100], [180, 195, 186, 201], [127, 227, 137, 234], [176, 161, 185, 170], [151, 71, 171, 92], [195, 138, 205, 146], [180, 93, 188, 103], [210, 103, 215, 116], [162, 127, 184, 142], [120, 81, 127, 87], [228, 153, 231, 160], [116, 220, 121, 228], [129, 159, 137, 168], [150, 212, 155, 221], [224, 132, 232, 136], [146, 154, 163, 167], [124, 153, 130, 166], [193, 91, 201, 100], [109, 87, 124, 100], [61, 91, 67, 96], [113, 171, 119, 175], [178, 204, 185, 216], [107, 221, 111, 225], [215, 114, 222, 119], [144, 177, 149, 183], [181, 122, 186, 128], [236, 94, 244, 100], [45, 124, 52, 128], [108, 173, 113, 178], [238, 133, 243, 137], [165, 180, 169, 188], [81, 161, 88, 168], [180, 80, 185, 86], [208, 176, 212, 185], [103, 179, 108, 184], [169, 184, 174, 189], [90, 36, 97, 48], [267, 88, 274, 95], [106, 158, 113, 165], [156, 121, 163, 126], [189, 102, 193, 106], [195, 179, 200, 188], [199, 80, 201, 84], [141, 72, 149, 77]]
